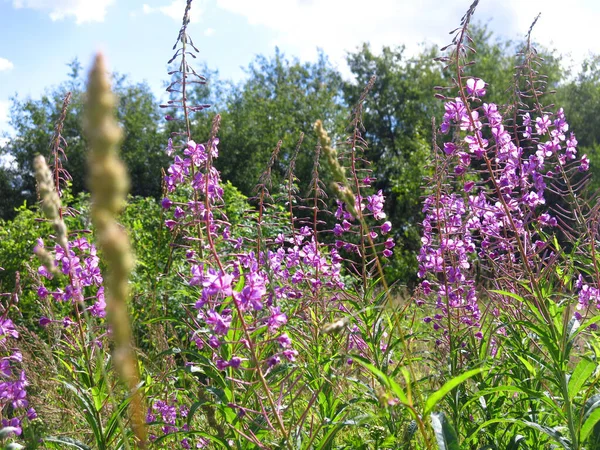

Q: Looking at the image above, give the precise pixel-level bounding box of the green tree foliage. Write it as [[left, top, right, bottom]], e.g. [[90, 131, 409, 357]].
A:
[[556, 55, 600, 190], [0, 60, 168, 219], [213, 49, 346, 195], [344, 43, 443, 283]]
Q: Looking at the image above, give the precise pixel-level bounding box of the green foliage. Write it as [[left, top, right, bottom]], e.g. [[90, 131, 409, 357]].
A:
[[0, 60, 167, 220], [214, 49, 346, 195], [0, 203, 50, 319]]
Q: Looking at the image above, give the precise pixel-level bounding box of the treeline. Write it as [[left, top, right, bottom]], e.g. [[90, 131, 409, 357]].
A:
[[2, 24, 600, 283]]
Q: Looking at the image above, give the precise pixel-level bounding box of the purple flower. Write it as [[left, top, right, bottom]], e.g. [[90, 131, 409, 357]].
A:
[[27, 407, 37, 420], [208, 335, 220, 348], [203, 270, 233, 297], [465, 78, 486, 97], [174, 206, 186, 219], [0, 417, 22, 436], [205, 310, 231, 335], [267, 307, 287, 332], [161, 197, 173, 209], [37, 285, 48, 299], [216, 359, 229, 371], [580, 154, 590, 172], [0, 319, 18, 341], [277, 333, 292, 348], [443, 142, 457, 155], [268, 356, 281, 367], [282, 349, 298, 361], [38, 265, 53, 280], [367, 190, 386, 220], [535, 115, 551, 135]]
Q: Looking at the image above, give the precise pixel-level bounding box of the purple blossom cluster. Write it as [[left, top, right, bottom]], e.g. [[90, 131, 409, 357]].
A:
[[163, 137, 350, 370], [35, 237, 106, 326], [146, 398, 208, 448], [575, 275, 600, 328], [162, 139, 223, 232], [419, 76, 591, 343], [332, 188, 395, 262], [418, 194, 481, 338], [0, 317, 36, 437]]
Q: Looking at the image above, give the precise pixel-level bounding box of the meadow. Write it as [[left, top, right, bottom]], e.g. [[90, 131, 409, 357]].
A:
[[0, 0, 599, 448]]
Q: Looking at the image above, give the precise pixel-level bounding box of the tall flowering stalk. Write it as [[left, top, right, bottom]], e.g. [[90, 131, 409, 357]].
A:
[[0, 274, 37, 441], [419, 1, 599, 447], [85, 53, 147, 448], [155, 2, 312, 446]]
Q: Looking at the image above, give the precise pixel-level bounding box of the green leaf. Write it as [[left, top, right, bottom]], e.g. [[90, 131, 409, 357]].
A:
[[568, 358, 595, 400], [489, 290, 546, 324], [104, 394, 132, 443], [425, 367, 484, 414], [4, 443, 25, 450], [506, 434, 526, 450], [59, 380, 105, 448], [152, 430, 228, 448], [583, 395, 600, 423], [466, 418, 571, 448], [515, 355, 537, 377], [581, 401, 600, 442], [351, 356, 409, 405], [43, 437, 93, 450], [459, 385, 526, 413], [431, 412, 460, 450], [573, 315, 600, 340]]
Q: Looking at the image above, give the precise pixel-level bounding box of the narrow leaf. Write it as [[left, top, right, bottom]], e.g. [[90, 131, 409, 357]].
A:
[[425, 368, 484, 414], [431, 412, 460, 450], [581, 406, 600, 443], [568, 358, 595, 400]]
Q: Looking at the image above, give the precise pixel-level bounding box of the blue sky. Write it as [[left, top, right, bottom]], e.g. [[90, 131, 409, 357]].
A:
[[1, 0, 599, 139]]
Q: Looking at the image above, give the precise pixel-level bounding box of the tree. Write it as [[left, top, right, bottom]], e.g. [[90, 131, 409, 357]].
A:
[[344, 44, 444, 283], [213, 49, 346, 195], [556, 55, 600, 190], [0, 60, 167, 219]]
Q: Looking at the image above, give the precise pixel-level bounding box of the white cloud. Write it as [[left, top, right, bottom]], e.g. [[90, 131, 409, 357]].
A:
[[11, 0, 115, 24], [204, 27, 214, 36], [0, 58, 14, 72], [142, 0, 203, 23], [216, 0, 461, 65], [496, 0, 600, 71], [216, 0, 600, 75]]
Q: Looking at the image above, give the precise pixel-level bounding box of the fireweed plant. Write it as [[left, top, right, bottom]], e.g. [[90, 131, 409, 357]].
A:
[[416, 0, 600, 448], [0, 273, 37, 444]]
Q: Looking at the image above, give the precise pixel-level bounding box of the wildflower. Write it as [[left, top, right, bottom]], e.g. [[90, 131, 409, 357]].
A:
[[465, 77, 486, 97], [205, 310, 231, 335], [367, 190, 386, 220], [267, 307, 287, 331], [580, 154, 590, 172]]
